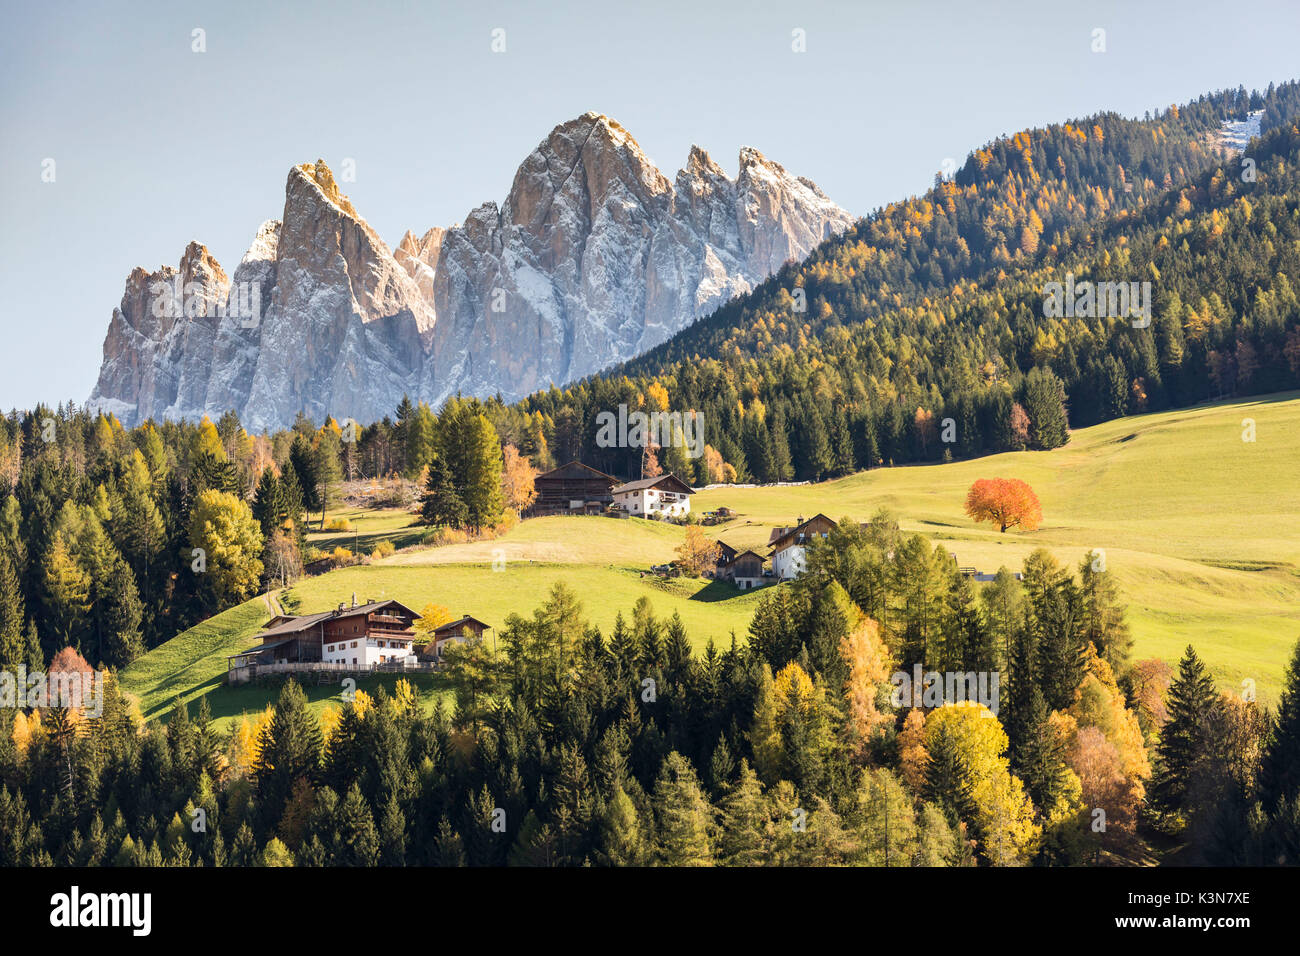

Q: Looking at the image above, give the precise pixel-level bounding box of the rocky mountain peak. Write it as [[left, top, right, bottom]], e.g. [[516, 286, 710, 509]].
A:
[[683, 145, 727, 180], [292, 159, 359, 218], [90, 115, 855, 429], [394, 227, 446, 303], [241, 220, 281, 265]]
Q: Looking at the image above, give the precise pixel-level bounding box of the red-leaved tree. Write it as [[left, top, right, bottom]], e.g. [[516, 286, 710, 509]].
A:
[[964, 478, 1042, 533]]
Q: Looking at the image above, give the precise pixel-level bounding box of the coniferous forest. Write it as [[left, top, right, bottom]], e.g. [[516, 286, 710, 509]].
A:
[[6, 523, 1300, 868]]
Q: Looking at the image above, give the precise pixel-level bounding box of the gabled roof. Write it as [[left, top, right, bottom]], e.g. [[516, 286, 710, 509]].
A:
[[730, 549, 766, 563], [768, 514, 837, 553], [535, 460, 618, 483], [432, 615, 492, 637], [612, 473, 694, 495], [229, 637, 296, 659], [252, 600, 422, 642]]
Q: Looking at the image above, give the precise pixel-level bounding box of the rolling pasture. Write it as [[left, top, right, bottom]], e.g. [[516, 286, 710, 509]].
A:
[[120, 392, 1300, 724]]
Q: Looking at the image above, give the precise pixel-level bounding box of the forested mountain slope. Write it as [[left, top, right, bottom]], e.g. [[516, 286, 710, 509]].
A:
[[619, 85, 1286, 374], [495, 88, 1300, 487]]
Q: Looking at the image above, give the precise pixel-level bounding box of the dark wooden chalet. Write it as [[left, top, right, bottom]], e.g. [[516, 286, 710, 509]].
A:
[[529, 461, 619, 515], [417, 615, 493, 661], [713, 541, 739, 572], [716, 546, 766, 589]]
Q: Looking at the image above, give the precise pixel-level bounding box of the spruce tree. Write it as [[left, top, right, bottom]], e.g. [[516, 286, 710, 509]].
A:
[[0, 547, 25, 670], [1078, 552, 1132, 670], [1022, 366, 1069, 450], [255, 680, 324, 830], [99, 556, 145, 668], [769, 406, 794, 481], [1259, 638, 1300, 814], [378, 795, 407, 866], [288, 435, 320, 515], [332, 783, 380, 866], [419, 455, 467, 529], [251, 467, 283, 539], [922, 720, 979, 833], [1151, 645, 1224, 820], [1012, 687, 1072, 816]]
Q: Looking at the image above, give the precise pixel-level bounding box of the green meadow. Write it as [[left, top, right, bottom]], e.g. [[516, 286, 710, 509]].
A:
[[120, 392, 1300, 724], [694, 391, 1300, 703]]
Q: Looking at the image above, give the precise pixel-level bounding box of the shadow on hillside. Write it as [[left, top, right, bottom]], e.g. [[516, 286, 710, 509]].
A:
[[687, 579, 766, 604], [308, 527, 427, 552], [151, 673, 452, 726]]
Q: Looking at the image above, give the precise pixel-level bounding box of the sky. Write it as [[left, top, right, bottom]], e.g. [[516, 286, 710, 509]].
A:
[[0, 0, 1296, 410]]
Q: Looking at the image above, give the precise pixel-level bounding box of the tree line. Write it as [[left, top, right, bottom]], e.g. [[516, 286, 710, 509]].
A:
[[5, 515, 1295, 866]]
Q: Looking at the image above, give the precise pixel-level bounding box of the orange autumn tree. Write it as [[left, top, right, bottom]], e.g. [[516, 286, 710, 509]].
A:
[[964, 478, 1042, 533], [500, 444, 538, 515], [675, 525, 720, 577]]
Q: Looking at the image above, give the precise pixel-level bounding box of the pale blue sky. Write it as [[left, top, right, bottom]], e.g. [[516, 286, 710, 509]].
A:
[[1, 0, 1296, 409]]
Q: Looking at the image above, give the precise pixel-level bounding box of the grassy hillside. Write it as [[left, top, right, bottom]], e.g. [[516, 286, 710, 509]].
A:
[[118, 595, 272, 724], [306, 505, 426, 554], [292, 516, 767, 648], [695, 391, 1300, 702], [122, 392, 1300, 726]]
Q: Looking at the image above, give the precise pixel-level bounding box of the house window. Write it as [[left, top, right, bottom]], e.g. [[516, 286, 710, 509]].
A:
[[351, 641, 358, 648]]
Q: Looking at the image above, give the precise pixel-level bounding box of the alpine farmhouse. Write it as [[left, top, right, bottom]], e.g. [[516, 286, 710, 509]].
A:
[[529, 461, 619, 515], [768, 514, 837, 580], [228, 598, 422, 681], [611, 473, 695, 517]]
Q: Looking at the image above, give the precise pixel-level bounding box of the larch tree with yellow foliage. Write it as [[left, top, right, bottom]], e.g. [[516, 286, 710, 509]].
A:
[[924, 703, 1040, 865], [500, 444, 538, 515], [674, 525, 720, 577], [840, 615, 895, 759]]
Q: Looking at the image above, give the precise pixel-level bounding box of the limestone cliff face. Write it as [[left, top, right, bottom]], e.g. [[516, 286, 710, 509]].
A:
[[89, 242, 229, 423], [394, 227, 446, 304], [89, 116, 854, 428], [90, 162, 434, 430], [239, 162, 433, 431], [426, 113, 855, 402]]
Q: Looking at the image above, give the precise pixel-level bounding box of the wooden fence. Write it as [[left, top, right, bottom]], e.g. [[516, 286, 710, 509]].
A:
[[227, 659, 442, 685]]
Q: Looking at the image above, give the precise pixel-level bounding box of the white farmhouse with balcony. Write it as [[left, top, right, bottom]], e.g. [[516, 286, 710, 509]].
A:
[[612, 473, 695, 518], [768, 514, 838, 580]]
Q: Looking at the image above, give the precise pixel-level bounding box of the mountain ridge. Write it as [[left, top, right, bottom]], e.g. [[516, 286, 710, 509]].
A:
[[87, 113, 854, 429]]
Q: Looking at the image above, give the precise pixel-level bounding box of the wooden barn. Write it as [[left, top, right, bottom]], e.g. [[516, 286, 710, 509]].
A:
[[715, 546, 766, 589], [417, 615, 493, 661], [529, 461, 619, 515]]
